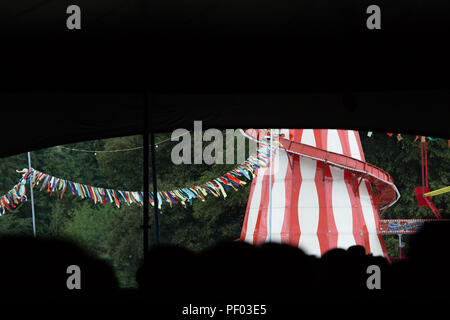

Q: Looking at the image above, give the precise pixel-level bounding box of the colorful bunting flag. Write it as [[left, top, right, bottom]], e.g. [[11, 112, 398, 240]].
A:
[[0, 143, 275, 215], [368, 132, 444, 144]]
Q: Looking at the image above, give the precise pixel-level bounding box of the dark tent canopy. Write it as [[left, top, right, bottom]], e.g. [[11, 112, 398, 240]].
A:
[[1, 0, 449, 157]]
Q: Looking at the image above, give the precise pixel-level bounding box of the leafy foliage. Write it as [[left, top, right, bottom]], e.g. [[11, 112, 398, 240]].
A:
[[360, 132, 449, 258], [0, 131, 448, 287]]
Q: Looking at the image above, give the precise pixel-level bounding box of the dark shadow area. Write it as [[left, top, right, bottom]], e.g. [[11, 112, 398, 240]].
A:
[[137, 242, 392, 300], [0, 236, 119, 299], [385, 221, 450, 298], [1, 221, 450, 302], [137, 222, 450, 301]]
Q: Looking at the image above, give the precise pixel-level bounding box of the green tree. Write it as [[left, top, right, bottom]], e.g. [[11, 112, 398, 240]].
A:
[[63, 202, 119, 257], [0, 130, 448, 286], [360, 132, 449, 257]]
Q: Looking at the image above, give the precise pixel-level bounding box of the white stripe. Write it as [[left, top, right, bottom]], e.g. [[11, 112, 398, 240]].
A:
[[244, 166, 266, 243], [287, 129, 294, 140], [330, 166, 356, 249], [280, 129, 290, 139], [359, 181, 384, 256], [269, 149, 289, 243], [298, 157, 321, 256], [301, 129, 316, 147], [327, 129, 343, 154], [348, 130, 362, 161]]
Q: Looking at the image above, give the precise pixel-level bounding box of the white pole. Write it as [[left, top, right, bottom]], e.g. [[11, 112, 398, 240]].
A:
[[27, 152, 36, 238], [267, 129, 273, 242]]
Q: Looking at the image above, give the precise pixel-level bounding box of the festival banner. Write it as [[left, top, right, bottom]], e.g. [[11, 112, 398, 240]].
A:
[[0, 141, 278, 215]]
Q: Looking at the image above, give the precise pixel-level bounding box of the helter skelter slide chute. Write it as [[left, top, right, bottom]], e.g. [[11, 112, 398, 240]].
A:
[[240, 129, 401, 257]]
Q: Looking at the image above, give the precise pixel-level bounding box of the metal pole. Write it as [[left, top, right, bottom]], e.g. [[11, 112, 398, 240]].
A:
[[267, 129, 273, 242], [150, 130, 160, 245], [142, 92, 160, 258], [27, 152, 36, 238], [143, 97, 150, 255]]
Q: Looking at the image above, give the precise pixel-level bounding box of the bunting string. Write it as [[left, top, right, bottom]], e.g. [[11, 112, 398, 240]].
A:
[[368, 132, 448, 145], [0, 139, 280, 215], [58, 131, 191, 154]]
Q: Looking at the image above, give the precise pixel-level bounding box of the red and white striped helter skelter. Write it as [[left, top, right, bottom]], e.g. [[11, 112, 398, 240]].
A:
[[240, 129, 400, 257]]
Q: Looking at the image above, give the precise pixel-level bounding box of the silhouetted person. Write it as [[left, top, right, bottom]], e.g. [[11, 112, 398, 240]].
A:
[[136, 244, 198, 298], [0, 236, 119, 299], [135, 221, 450, 302], [388, 221, 450, 298]]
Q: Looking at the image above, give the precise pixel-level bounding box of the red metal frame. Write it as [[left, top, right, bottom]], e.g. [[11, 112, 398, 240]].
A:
[[414, 138, 442, 219], [244, 129, 400, 212], [423, 197, 442, 219], [277, 137, 399, 211]]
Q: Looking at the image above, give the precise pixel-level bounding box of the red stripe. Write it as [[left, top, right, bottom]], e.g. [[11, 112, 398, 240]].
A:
[[344, 170, 370, 252], [253, 148, 278, 244], [88, 186, 95, 200], [364, 180, 390, 259], [283, 130, 303, 245], [281, 154, 302, 246], [240, 169, 260, 241], [291, 129, 304, 144], [424, 140, 428, 188], [312, 129, 328, 150], [337, 130, 352, 157], [353, 178, 372, 254], [315, 130, 332, 254], [315, 162, 338, 255], [102, 189, 107, 204], [253, 168, 270, 244], [225, 173, 242, 185], [354, 131, 365, 162]]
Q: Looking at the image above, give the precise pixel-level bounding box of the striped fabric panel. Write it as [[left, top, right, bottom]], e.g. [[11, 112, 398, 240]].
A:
[[241, 129, 388, 258]]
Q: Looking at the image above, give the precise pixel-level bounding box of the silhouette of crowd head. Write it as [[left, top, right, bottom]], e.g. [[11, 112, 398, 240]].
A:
[[1, 221, 449, 300], [0, 236, 118, 298]]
